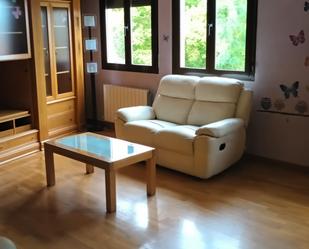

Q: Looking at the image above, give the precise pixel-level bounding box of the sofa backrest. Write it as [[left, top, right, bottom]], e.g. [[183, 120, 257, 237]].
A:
[[153, 75, 250, 126], [187, 77, 243, 125], [235, 89, 253, 127], [153, 75, 199, 124]]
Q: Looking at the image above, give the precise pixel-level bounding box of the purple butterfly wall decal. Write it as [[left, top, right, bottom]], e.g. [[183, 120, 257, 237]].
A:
[[305, 1, 309, 12], [279, 81, 299, 99], [289, 30, 305, 46], [12, 6, 22, 19]]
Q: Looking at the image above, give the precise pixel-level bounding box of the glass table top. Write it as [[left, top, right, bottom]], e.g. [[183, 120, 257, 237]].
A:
[[54, 132, 153, 162]]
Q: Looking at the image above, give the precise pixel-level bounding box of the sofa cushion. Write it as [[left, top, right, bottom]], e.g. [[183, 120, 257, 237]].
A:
[[196, 77, 242, 103], [153, 75, 198, 124], [153, 95, 193, 124], [187, 101, 236, 125], [187, 77, 243, 125], [122, 120, 177, 145], [156, 74, 199, 99], [154, 125, 199, 155]]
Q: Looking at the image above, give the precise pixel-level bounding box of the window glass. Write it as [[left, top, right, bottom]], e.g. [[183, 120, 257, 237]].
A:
[[106, 1, 125, 64], [215, 0, 247, 71], [131, 5, 152, 66], [180, 0, 207, 69]]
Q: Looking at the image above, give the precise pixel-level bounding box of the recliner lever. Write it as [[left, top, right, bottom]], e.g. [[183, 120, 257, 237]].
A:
[[219, 143, 226, 151]]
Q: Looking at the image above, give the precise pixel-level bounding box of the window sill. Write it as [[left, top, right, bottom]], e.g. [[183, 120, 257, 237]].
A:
[[173, 69, 255, 82]]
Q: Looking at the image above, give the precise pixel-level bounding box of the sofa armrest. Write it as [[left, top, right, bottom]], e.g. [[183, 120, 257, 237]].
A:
[[196, 118, 245, 138], [116, 106, 155, 122]]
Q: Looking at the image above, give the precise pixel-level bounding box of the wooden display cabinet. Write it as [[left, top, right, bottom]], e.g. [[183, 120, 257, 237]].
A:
[[31, 0, 85, 142], [41, 1, 78, 137], [0, 1, 39, 164], [0, 0, 84, 164]]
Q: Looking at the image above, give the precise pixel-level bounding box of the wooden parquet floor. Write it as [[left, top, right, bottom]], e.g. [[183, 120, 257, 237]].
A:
[[0, 151, 308, 249]]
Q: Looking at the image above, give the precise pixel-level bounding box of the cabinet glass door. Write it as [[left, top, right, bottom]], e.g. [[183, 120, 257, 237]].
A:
[[53, 7, 73, 95], [40, 3, 74, 100], [41, 6, 52, 97]]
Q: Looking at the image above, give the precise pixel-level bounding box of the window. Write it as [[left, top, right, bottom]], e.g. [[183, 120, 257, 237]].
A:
[[100, 0, 158, 73], [172, 0, 257, 80]]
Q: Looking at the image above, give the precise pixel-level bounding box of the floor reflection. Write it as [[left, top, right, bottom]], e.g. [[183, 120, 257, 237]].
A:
[[117, 200, 149, 229], [181, 219, 205, 249], [180, 219, 241, 249]]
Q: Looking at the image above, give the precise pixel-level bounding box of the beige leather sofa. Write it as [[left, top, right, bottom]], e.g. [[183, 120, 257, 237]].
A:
[[115, 75, 252, 179]]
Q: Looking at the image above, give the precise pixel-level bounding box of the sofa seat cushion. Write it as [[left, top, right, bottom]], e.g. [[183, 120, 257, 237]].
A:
[[154, 125, 199, 155], [187, 101, 236, 125], [123, 120, 178, 145]]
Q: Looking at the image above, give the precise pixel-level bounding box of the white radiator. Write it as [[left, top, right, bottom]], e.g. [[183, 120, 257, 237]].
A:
[[103, 84, 149, 123]]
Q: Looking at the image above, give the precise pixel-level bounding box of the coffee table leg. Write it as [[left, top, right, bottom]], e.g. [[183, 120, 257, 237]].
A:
[[44, 145, 55, 186], [86, 164, 94, 174], [146, 151, 156, 196], [105, 169, 116, 213]]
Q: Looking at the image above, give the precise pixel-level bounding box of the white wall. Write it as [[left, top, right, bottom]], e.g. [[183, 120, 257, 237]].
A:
[[247, 0, 309, 166], [85, 0, 309, 166]]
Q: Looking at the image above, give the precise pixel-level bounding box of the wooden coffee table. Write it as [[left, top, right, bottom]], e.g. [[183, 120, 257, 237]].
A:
[[44, 132, 156, 213]]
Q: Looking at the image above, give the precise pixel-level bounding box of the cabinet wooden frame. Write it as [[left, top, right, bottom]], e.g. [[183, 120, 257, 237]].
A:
[[30, 0, 85, 142]]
